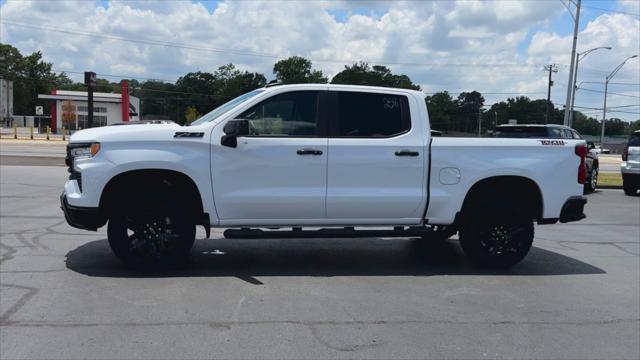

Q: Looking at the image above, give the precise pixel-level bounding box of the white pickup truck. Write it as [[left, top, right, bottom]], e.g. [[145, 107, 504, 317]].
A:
[[61, 84, 588, 268]]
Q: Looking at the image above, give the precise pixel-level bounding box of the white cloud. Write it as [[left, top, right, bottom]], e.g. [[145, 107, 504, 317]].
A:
[[1, 0, 638, 120]]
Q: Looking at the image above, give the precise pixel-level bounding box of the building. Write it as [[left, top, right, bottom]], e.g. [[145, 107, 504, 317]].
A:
[[38, 81, 139, 133]]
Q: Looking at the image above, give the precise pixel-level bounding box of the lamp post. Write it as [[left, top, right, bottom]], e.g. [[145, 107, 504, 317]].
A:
[[600, 55, 638, 146], [569, 46, 612, 126], [562, 0, 581, 126]]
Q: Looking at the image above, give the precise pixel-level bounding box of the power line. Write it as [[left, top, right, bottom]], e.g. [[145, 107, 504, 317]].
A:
[[0, 20, 555, 68], [581, 4, 640, 17], [579, 87, 640, 98], [579, 81, 640, 86]]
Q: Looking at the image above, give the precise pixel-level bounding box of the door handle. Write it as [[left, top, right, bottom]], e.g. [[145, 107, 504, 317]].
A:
[[395, 150, 419, 157], [297, 148, 323, 155]]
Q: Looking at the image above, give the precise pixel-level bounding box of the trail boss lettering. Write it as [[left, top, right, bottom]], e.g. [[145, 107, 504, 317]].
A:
[[540, 140, 566, 146]]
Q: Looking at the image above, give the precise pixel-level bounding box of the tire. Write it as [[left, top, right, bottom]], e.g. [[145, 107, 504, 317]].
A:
[[584, 166, 598, 193], [107, 193, 196, 268], [459, 200, 534, 268], [623, 180, 637, 196]]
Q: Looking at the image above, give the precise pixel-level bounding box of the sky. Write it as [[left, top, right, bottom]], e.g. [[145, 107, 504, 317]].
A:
[[1, 0, 639, 120]]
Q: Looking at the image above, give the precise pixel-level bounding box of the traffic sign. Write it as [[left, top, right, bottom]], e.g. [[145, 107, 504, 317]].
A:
[[35, 106, 43, 115]]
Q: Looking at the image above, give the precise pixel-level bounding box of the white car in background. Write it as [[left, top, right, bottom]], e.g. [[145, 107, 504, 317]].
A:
[[621, 130, 640, 195]]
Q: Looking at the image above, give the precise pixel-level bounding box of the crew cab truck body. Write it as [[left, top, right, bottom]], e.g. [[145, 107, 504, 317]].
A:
[[61, 84, 588, 268]]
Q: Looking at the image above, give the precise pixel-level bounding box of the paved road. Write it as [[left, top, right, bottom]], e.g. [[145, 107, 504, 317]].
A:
[[1, 165, 639, 359], [0, 141, 66, 158]]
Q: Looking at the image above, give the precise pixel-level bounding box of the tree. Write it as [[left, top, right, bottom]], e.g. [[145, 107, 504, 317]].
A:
[[331, 62, 421, 90], [61, 99, 76, 129], [604, 118, 626, 136], [426, 91, 456, 132], [0, 43, 70, 115], [171, 64, 266, 124], [211, 63, 266, 102], [273, 56, 327, 84], [184, 106, 200, 124], [572, 113, 600, 136], [453, 91, 485, 133]]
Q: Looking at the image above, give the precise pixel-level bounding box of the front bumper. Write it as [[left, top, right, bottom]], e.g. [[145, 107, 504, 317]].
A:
[[60, 192, 106, 231], [559, 196, 587, 223], [621, 162, 640, 175]]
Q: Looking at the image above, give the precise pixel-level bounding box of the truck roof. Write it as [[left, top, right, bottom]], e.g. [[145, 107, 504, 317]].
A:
[[261, 83, 425, 97], [496, 124, 574, 130]]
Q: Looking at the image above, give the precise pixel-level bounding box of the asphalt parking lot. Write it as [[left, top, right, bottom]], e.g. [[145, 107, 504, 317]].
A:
[[1, 161, 639, 359]]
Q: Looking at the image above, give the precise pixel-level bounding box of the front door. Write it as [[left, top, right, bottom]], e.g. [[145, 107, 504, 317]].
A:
[[211, 90, 328, 223]]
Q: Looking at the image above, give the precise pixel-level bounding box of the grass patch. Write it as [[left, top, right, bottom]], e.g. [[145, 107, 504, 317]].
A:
[[598, 172, 622, 187]]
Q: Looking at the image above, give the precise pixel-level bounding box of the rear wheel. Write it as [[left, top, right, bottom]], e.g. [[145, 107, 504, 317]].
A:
[[584, 166, 598, 193], [460, 200, 534, 268], [107, 194, 195, 268]]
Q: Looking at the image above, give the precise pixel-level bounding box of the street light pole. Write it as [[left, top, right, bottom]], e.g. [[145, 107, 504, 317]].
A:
[[569, 46, 612, 126], [562, 0, 581, 126], [600, 54, 638, 146]]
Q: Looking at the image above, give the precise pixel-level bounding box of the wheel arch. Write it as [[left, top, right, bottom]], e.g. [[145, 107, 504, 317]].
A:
[[458, 175, 544, 223], [99, 169, 209, 232]]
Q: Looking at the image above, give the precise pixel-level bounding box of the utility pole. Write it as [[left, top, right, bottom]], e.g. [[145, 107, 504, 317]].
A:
[[494, 111, 498, 129], [562, 0, 581, 126], [544, 64, 558, 124], [477, 107, 482, 136]]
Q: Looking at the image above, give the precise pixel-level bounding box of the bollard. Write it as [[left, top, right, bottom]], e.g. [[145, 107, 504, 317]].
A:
[[62, 127, 66, 141], [13, 125, 17, 139], [30, 126, 34, 140], [46, 126, 50, 141]]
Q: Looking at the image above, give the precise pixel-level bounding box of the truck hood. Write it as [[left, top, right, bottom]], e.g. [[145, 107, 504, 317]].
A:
[[69, 122, 187, 143]]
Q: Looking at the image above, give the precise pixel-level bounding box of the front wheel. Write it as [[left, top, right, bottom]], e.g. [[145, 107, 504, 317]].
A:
[[623, 180, 637, 196], [459, 202, 534, 268], [107, 196, 196, 268]]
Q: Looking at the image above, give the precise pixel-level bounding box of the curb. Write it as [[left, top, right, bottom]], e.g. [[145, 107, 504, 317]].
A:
[[597, 185, 622, 189]]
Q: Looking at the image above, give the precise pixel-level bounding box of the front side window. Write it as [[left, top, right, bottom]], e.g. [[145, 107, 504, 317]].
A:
[[335, 92, 410, 137], [238, 91, 319, 137], [563, 129, 574, 139]]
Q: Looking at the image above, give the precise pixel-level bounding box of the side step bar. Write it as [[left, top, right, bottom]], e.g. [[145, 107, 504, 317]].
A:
[[223, 226, 455, 239]]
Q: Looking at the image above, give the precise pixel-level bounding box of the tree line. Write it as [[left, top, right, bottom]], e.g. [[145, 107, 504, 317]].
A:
[[2, 43, 638, 135]]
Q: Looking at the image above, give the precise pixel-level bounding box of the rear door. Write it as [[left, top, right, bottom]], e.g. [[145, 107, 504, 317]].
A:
[[325, 91, 426, 221]]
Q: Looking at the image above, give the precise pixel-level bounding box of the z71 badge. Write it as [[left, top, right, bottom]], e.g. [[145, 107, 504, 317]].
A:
[[539, 140, 565, 146]]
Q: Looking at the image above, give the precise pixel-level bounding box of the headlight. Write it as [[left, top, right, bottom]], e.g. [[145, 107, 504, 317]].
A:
[[69, 143, 100, 160]]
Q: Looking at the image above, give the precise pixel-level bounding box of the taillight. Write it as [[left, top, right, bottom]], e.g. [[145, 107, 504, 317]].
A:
[[575, 144, 587, 184], [622, 147, 628, 161]]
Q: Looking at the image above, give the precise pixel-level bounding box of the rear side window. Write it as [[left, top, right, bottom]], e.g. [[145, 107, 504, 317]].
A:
[[629, 134, 640, 147], [334, 92, 410, 137], [493, 126, 547, 138]]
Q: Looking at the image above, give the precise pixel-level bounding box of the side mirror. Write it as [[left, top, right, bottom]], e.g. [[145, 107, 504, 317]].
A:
[[221, 119, 249, 148]]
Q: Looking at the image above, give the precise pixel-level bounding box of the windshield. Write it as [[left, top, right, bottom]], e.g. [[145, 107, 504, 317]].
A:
[[189, 89, 265, 126]]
